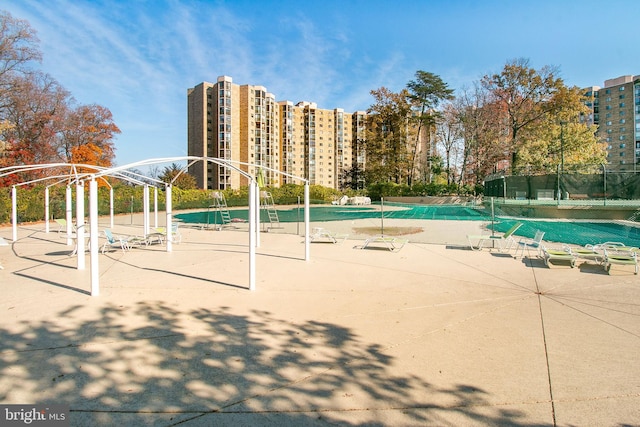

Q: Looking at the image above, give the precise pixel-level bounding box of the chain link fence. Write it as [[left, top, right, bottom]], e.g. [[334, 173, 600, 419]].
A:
[[484, 166, 640, 201]]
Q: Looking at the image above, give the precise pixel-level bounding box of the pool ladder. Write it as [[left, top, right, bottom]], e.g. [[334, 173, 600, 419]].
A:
[[207, 191, 232, 230], [260, 191, 282, 231]]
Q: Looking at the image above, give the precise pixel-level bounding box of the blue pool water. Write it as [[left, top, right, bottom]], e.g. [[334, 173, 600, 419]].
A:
[[491, 219, 640, 248]]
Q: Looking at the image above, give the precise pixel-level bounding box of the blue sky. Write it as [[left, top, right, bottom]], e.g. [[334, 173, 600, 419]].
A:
[[3, 0, 638, 168]]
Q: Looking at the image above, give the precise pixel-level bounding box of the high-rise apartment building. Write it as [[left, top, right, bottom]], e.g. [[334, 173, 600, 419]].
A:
[[187, 76, 366, 190], [187, 76, 280, 189], [187, 77, 237, 189], [583, 75, 640, 171]]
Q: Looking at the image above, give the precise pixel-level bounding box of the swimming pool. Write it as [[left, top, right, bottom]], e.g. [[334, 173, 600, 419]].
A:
[[176, 204, 488, 223], [490, 219, 640, 248], [175, 203, 640, 248]]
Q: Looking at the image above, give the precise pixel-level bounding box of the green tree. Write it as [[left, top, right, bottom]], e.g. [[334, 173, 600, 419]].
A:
[[480, 58, 606, 174], [481, 58, 562, 172], [365, 87, 413, 185], [159, 163, 197, 190], [406, 71, 454, 184], [514, 84, 606, 173]]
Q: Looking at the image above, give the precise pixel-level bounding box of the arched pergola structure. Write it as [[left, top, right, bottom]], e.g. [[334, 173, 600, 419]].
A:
[[1, 163, 164, 271], [1, 157, 310, 296]]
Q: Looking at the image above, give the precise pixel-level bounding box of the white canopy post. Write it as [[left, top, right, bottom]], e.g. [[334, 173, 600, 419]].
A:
[[154, 187, 158, 228], [304, 182, 310, 261], [109, 187, 114, 229], [249, 180, 256, 291], [255, 184, 261, 248], [89, 179, 100, 296], [11, 186, 17, 242], [143, 184, 150, 237], [65, 185, 73, 245], [45, 187, 50, 233], [165, 184, 172, 252], [76, 182, 85, 270]]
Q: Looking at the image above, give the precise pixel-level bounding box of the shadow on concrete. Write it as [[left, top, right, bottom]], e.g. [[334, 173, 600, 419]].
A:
[[0, 303, 548, 426], [12, 272, 91, 295], [114, 257, 248, 290]]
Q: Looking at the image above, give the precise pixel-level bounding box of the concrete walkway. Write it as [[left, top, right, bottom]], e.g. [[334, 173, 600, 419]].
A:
[[0, 216, 638, 426]]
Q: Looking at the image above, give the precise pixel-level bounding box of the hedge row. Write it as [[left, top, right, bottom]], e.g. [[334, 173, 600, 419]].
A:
[[366, 182, 481, 199], [0, 184, 350, 224]]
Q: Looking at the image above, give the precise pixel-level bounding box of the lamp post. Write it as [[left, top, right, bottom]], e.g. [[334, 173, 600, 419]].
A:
[[560, 121, 566, 175], [558, 120, 566, 200]]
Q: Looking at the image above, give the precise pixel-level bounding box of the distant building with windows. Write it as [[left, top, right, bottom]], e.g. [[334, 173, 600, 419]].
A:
[[583, 75, 640, 171], [187, 76, 366, 190]]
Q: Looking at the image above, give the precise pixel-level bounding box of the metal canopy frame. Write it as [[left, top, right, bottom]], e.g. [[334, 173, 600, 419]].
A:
[[1, 157, 310, 295]]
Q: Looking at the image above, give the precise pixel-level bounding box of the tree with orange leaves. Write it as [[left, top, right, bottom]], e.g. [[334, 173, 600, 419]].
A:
[[58, 103, 120, 166], [0, 10, 120, 186]]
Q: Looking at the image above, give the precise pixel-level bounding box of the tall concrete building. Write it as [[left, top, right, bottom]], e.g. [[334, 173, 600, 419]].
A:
[[583, 75, 640, 171], [187, 77, 238, 190], [187, 76, 280, 189], [352, 110, 367, 189], [188, 76, 365, 190]]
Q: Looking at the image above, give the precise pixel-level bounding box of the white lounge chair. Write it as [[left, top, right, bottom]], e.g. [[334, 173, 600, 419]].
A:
[[310, 227, 348, 244], [55, 218, 71, 234], [603, 246, 638, 275], [101, 229, 130, 254], [541, 244, 576, 268], [150, 222, 181, 245], [361, 235, 408, 252], [514, 230, 545, 258], [468, 222, 523, 252], [572, 244, 606, 267]]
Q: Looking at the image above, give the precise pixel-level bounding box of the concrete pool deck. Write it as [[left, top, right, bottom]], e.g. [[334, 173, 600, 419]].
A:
[[0, 215, 639, 426]]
